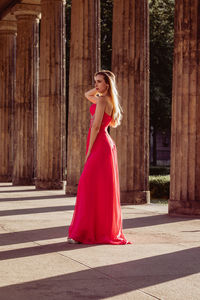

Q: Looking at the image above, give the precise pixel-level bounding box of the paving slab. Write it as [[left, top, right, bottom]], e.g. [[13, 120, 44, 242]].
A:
[[0, 183, 200, 300]]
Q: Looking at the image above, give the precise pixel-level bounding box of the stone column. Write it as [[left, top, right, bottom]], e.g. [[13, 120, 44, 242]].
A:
[[36, 0, 66, 189], [65, 0, 100, 194], [169, 0, 200, 215], [0, 17, 16, 182], [111, 0, 150, 204], [12, 4, 40, 185]]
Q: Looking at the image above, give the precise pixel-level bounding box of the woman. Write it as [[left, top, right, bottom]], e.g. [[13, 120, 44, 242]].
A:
[[67, 70, 131, 245]]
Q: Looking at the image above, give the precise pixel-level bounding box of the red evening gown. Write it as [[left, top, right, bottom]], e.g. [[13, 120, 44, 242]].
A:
[[68, 103, 131, 245]]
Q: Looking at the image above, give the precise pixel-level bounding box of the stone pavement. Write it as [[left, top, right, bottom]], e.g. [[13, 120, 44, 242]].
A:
[[0, 183, 200, 300]]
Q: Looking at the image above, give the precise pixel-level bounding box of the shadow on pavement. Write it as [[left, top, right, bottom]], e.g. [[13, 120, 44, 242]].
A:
[[1, 213, 197, 247], [0, 194, 69, 201], [123, 213, 196, 229], [0, 246, 199, 299], [0, 241, 93, 261], [0, 205, 74, 217], [0, 189, 38, 193], [0, 226, 69, 246]]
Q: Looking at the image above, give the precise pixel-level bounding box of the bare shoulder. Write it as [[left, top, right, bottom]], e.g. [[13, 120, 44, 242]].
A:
[[96, 96, 113, 115], [104, 96, 113, 114], [96, 96, 107, 107], [106, 96, 113, 107]]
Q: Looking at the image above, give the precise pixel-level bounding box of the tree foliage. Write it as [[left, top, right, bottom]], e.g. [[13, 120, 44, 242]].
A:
[[149, 0, 174, 134], [100, 0, 113, 70]]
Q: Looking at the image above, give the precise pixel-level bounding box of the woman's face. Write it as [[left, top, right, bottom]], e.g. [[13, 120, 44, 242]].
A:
[[94, 75, 108, 94]]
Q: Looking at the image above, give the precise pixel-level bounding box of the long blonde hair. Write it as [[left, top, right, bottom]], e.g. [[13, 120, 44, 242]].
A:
[[94, 70, 123, 128]]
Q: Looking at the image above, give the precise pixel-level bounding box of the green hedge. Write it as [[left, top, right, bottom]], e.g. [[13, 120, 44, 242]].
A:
[[149, 166, 170, 175], [149, 175, 170, 199]]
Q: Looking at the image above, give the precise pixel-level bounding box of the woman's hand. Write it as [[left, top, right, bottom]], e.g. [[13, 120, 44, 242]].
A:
[[84, 88, 99, 104]]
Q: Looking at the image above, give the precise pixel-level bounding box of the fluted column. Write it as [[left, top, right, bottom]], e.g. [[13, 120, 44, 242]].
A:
[[36, 0, 66, 189], [0, 17, 16, 182], [169, 0, 200, 215], [111, 0, 150, 204], [12, 4, 40, 185], [65, 0, 100, 194]]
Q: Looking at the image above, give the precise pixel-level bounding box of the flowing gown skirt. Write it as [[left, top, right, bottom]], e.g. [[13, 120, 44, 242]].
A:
[[68, 104, 131, 244]]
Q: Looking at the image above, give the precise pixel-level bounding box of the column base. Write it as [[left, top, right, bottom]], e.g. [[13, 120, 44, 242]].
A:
[[168, 199, 200, 216], [12, 178, 34, 186], [35, 179, 64, 190], [0, 175, 12, 182], [65, 185, 78, 196], [121, 190, 150, 204]]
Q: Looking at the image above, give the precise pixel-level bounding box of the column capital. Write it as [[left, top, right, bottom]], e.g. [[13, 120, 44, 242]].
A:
[[0, 13, 17, 33], [12, 3, 41, 20], [0, 20, 17, 33], [41, 0, 66, 3]]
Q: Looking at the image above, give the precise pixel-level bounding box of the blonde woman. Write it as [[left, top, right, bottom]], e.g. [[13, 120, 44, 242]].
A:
[[67, 70, 131, 245]]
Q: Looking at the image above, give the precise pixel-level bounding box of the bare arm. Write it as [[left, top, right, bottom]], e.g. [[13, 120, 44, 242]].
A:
[[84, 88, 100, 103], [85, 98, 107, 162]]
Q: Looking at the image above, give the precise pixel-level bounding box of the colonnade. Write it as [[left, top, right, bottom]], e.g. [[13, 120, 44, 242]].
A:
[[0, 0, 66, 189], [0, 0, 199, 215]]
